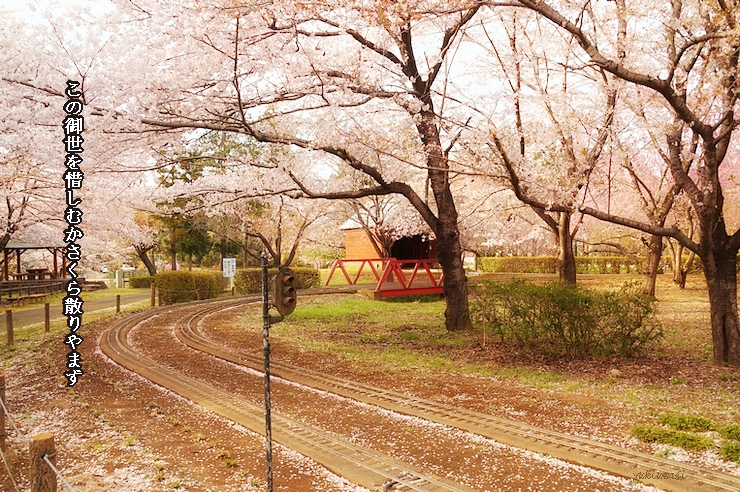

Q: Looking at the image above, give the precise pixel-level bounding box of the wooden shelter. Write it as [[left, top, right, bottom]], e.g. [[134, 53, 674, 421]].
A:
[[2, 239, 67, 281], [389, 234, 437, 261], [340, 219, 437, 261]]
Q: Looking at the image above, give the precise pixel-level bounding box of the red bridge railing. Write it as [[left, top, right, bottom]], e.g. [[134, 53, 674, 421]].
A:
[[325, 258, 444, 298]]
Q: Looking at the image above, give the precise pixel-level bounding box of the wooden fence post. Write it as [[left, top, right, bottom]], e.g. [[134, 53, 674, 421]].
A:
[[29, 432, 57, 492], [150, 282, 156, 307], [6, 310, 13, 346], [196, 289, 201, 301], [45, 303, 50, 333], [116, 295, 121, 314], [0, 371, 5, 452]]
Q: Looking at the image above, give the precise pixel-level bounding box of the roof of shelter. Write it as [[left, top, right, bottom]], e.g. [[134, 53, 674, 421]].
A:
[[339, 217, 365, 230], [4, 239, 66, 250]]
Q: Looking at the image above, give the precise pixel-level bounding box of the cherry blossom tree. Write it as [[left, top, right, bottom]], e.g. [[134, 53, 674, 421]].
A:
[[606, 99, 688, 295], [0, 13, 64, 251], [518, 0, 740, 365], [454, 9, 618, 283], [132, 0, 487, 330], [0, 1, 159, 275]]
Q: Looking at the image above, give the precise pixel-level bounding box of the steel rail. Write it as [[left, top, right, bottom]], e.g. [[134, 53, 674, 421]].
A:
[[100, 298, 474, 492], [176, 297, 740, 492]]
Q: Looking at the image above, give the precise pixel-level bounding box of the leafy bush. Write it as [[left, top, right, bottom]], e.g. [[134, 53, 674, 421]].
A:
[[658, 413, 715, 432], [719, 424, 740, 441], [720, 442, 740, 463], [470, 280, 662, 358], [234, 267, 320, 294], [155, 271, 228, 304], [630, 425, 714, 452], [129, 276, 156, 289]]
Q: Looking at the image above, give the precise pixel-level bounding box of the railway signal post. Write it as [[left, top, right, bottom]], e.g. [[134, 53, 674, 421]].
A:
[[261, 253, 297, 492]]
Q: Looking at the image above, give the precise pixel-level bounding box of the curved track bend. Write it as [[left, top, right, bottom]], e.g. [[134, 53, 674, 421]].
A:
[[174, 296, 740, 492], [100, 300, 475, 492]]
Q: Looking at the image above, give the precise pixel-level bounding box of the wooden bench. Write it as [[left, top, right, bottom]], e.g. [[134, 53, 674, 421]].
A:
[[6, 295, 29, 306]]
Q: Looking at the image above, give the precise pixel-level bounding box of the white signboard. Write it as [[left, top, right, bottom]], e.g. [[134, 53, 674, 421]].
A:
[[222, 258, 237, 278]]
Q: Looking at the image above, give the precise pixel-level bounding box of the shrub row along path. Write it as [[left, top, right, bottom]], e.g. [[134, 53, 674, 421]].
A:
[[98, 292, 740, 491]]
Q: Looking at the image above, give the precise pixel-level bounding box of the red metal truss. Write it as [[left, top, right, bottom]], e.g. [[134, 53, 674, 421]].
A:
[[325, 258, 444, 298]]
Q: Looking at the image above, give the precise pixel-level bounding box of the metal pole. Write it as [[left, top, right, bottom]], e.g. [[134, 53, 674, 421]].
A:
[[261, 252, 273, 492]]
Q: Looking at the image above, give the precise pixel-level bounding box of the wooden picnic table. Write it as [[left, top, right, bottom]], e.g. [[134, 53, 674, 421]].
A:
[[26, 268, 51, 280]]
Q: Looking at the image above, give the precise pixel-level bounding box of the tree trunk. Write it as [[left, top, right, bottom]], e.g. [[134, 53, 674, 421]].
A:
[[141, 253, 156, 276], [436, 210, 471, 331], [244, 233, 250, 268], [170, 228, 177, 271], [674, 268, 687, 289], [642, 234, 663, 296], [671, 242, 695, 290], [134, 245, 157, 276], [703, 252, 740, 366], [557, 212, 577, 284], [418, 112, 472, 331]]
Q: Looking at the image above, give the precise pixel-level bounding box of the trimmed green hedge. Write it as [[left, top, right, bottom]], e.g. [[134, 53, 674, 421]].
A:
[[234, 267, 321, 294], [154, 271, 228, 305], [479, 256, 643, 274], [478, 255, 740, 274], [479, 256, 642, 274], [577, 256, 642, 274], [479, 256, 559, 274], [129, 276, 156, 288]]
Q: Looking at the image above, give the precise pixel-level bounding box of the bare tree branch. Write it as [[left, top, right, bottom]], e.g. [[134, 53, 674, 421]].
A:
[[580, 206, 700, 255]]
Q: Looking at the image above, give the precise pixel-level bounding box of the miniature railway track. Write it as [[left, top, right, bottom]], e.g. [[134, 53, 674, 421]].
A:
[[100, 299, 475, 492], [173, 295, 740, 492]]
